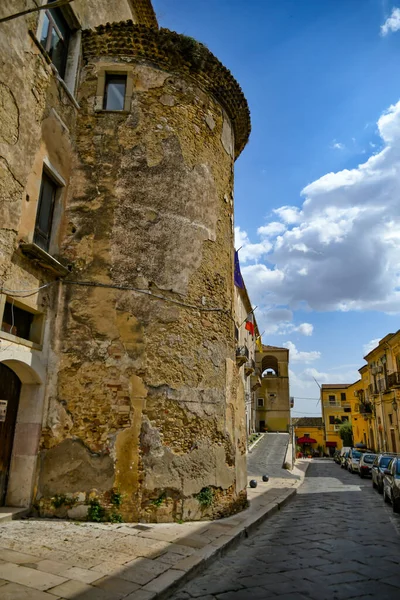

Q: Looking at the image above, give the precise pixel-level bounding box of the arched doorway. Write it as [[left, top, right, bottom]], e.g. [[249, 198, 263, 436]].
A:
[[0, 363, 21, 505]]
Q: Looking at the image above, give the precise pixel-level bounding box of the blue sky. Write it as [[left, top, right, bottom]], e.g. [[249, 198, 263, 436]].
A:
[[152, 0, 400, 416]]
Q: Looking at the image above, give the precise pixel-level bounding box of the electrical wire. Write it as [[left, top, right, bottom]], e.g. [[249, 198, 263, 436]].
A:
[[62, 280, 231, 315], [0, 281, 56, 298]]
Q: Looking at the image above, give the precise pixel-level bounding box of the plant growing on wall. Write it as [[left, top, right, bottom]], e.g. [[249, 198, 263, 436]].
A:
[[195, 487, 214, 508], [339, 421, 353, 447], [87, 498, 107, 522]]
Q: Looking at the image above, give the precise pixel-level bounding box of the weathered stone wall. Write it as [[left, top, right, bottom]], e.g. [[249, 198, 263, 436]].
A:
[[36, 23, 250, 522]]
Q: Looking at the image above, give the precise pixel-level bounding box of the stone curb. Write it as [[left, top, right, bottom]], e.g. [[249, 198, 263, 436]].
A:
[[247, 432, 265, 453], [154, 464, 309, 600]]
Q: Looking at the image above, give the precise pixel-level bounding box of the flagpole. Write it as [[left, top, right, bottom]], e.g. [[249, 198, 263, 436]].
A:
[[238, 306, 258, 329]]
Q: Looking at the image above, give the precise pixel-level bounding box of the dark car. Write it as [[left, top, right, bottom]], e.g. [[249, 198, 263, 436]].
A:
[[372, 453, 397, 493], [333, 450, 341, 464], [383, 457, 400, 513], [359, 453, 377, 478]]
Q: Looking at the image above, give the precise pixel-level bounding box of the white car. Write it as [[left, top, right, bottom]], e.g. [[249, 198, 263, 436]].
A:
[[347, 448, 364, 473]]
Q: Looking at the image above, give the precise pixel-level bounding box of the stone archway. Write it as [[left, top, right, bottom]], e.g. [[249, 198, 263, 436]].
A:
[[0, 349, 45, 507]]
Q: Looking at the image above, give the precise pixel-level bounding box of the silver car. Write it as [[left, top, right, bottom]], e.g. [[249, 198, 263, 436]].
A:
[[359, 453, 377, 478]]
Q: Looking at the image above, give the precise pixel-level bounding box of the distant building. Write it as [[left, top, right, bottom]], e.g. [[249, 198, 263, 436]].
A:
[[293, 417, 324, 455], [321, 384, 352, 454], [255, 345, 290, 432]]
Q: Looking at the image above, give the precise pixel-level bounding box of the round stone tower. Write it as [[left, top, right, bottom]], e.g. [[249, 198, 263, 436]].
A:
[[37, 22, 251, 522]]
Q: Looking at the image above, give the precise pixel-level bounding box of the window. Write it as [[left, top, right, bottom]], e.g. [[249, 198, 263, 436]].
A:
[[341, 416, 349, 422], [34, 171, 58, 252], [39, 2, 71, 78], [328, 395, 335, 403], [389, 413, 393, 425], [329, 416, 335, 425], [1, 301, 33, 340], [344, 407, 351, 413], [341, 393, 346, 401], [257, 398, 264, 407], [103, 74, 127, 111], [303, 433, 310, 438]]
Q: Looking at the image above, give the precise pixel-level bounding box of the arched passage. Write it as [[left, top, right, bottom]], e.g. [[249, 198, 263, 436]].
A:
[[261, 355, 279, 377], [0, 350, 45, 507]]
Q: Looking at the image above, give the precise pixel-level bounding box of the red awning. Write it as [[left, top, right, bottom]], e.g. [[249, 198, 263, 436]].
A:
[[297, 436, 317, 444], [326, 441, 337, 447]]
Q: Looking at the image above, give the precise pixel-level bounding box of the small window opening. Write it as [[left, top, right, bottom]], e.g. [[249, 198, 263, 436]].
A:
[[103, 74, 127, 111], [257, 398, 264, 407], [329, 416, 335, 424], [34, 171, 58, 252], [1, 301, 34, 341], [341, 393, 346, 401]]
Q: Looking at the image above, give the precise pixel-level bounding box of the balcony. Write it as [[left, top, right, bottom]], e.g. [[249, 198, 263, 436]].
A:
[[244, 359, 255, 376], [326, 424, 342, 432], [323, 402, 351, 410], [236, 345, 249, 367], [359, 402, 373, 416], [368, 383, 378, 396], [388, 372, 400, 388]]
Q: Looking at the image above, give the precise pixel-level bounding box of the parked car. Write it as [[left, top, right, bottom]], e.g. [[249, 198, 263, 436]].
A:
[[347, 448, 365, 473], [333, 450, 341, 464], [340, 447, 351, 468], [383, 457, 400, 512], [341, 450, 351, 469], [372, 453, 398, 493], [358, 453, 377, 478]]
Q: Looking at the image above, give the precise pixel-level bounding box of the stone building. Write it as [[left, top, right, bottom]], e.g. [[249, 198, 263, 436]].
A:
[[255, 345, 290, 432], [233, 282, 261, 437], [0, 0, 251, 522]]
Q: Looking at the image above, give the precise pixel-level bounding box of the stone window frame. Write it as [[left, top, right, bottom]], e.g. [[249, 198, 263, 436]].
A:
[[257, 398, 264, 408], [34, 0, 82, 102], [0, 296, 45, 351], [94, 65, 134, 113]]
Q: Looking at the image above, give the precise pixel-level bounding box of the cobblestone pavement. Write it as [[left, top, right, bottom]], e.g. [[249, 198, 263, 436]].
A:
[[171, 460, 400, 600], [248, 433, 296, 479]]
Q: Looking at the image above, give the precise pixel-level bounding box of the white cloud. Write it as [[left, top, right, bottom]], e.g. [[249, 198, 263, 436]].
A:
[[236, 99, 400, 314], [331, 141, 345, 150], [284, 341, 321, 363], [257, 221, 286, 237], [296, 323, 313, 336], [363, 338, 381, 356], [234, 226, 272, 264], [381, 7, 400, 36], [273, 206, 302, 224]]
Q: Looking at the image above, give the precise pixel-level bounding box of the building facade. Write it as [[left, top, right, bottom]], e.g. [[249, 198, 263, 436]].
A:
[[255, 345, 290, 432], [0, 0, 252, 522], [233, 284, 260, 438], [321, 384, 352, 453]]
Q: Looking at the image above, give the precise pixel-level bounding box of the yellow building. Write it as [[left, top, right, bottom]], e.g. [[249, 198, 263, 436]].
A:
[[255, 345, 290, 432], [293, 417, 324, 456], [347, 367, 376, 450], [321, 384, 352, 454], [363, 332, 400, 454]]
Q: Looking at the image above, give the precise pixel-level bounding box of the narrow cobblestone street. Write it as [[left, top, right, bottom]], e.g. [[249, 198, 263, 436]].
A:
[[172, 460, 400, 600]]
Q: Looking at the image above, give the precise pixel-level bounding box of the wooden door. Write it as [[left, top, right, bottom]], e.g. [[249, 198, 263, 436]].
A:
[[391, 428, 397, 453], [0, 363, 21, 505]]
